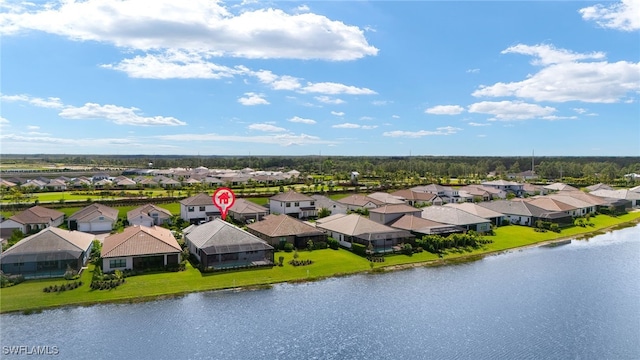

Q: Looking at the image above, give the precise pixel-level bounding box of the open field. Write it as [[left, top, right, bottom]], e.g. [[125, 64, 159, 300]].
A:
[[2, 211, 638, 314]]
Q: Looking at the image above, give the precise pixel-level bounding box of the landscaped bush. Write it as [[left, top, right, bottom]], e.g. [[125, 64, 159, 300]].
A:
[[366, 256, 385, 263], [288, 259, 314, 266], [351, 243, 367, 257], [43, 281, 83, 293], [0, 273, 25, 288], [90, 279, 125, 290], [327, 238, 340, 250], [283, 243, 294, 252], [312, 241, 328, 250]]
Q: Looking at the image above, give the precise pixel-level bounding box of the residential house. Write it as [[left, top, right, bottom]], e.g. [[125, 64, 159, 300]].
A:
[[228, 198, 269, 224], [101, 225, 181, 272], [544, 182, 579, 192], [388, 214, 464, 236], [523, 197, 580, 218], [411, 184, 462, 203], [0, 227, 94, 278], [546, 191, 603, 216], [389, 189, 439, 206], [127, 204, 172, 227], [46, 178, 67, 191], [507, 170, 539, 181], [337, 194, 384, 212], [478, 200, 571, 226], [0, 206, 64, 238], [481, 180, 525, 197], [421, 206, 492, 233], [114, 176, 137, 188], [444, 203, 505, 226], [522, 183, 547, 197], [311, 195, 348, 216], [246, 214, 326, 249], [585, 183, 613, 192], [92, 173, 110, 182], [589, 189, 640, 208], [268, 191, 317, 219], [315, 213, 413, 253], [180, 193, 220, 224], [366, 192, 405, 205], [68, 203, 119, 232], [185, 219, 274, 270], [369, 204, 422, 225]]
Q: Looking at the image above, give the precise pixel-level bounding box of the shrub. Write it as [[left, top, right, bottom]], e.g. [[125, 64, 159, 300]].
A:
[[327, 238, 340, 250], [402, 243, 413, 256], [283, 243, 294, 252], [278, 256, 284, 266], [313, 241, 328, 250], [352, 243, 367, 257]]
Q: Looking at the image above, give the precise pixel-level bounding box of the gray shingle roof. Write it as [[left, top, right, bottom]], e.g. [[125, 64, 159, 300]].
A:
[[8, 206, 64, 225], [68, 203, 119, 222], [1, 227, 94, 263], [186, 219, 273, 255], [247, 214, 325, 237], [269, 190, 314, 202], [180, 192, 214, 206], [421, 206, 491, 226]]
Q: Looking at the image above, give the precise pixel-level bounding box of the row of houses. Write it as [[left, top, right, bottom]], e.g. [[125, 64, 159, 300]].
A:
[[0, 168, 302, 191], [2, 182, 639, 278]]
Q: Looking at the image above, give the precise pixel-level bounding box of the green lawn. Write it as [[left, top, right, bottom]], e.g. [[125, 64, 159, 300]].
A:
[[1, 212, 638, 314]]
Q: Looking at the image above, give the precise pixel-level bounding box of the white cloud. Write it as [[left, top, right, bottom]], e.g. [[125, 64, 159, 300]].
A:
[[27, 125, 40, 130], [155, 132, 337, 146], [332, 123, 360, 129], [541, 115, 578, 121], [468, 122, 491, 127], [1, 93, 64, 108], [0, 133, 142, 147], [466, 68, 480, 74], [331, 111, 345, 116], [302, 82, 376, 95], [59, 103, 187, 126], [251, 69, 301, 90], [372, 100, 389, 106], [360, 116, 373, 121], [296, 5, 310, 13], [579, 0, 640, 31], [0, 116, 9, 127], [573, 108, 588, 114], [316, 96, 345, 104], [289, 116, 316, 124], [0, 0, 378, 61], [477, 134, 487, 138], [102, 50, 242, 79], [331, 123, 377, 129], [27, 131, 51, 136], [248, 123, 287, 132], [425, 105, 465, 115], [502, 44, 605, 66], [383, 126, 462, 138], [473, 44, 640, 103], [468, 101, 556, 121], [392, 115, 400, 119], [238, 92, 269, 106]]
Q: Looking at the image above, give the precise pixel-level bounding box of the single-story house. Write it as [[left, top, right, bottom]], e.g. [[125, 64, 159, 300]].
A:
[[315, 213, 414, 253], [388, 214, 464, 236], [184, 218, 274, 270], [127, 204, 173, 227], [366, 192, 406, 205], [369, 204, 422, 225], [481, 180, 525, 197], [544, 183, 579, 192], [101, 225, 181, 272], [311, 195, 348, 216], [444, 203, 505, 226], [0, 227, 94, 278], [585, 183, 613, 192], [523, 197, 580, 218], [478, 200, 572, 226], [246, 214, 327, 249], [180, 192, 220, 224], [421, 206, 492, 233], [67, 203, 119, 232], [389, 189, 439, 206], [337, 194, 384, 211], [589, 189, 640, 208], [0, 206, 64, 238], [228, 198, 269, 224]]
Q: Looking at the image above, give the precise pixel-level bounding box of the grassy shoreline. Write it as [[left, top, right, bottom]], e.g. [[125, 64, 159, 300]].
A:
[[2, 212, 639, 315]]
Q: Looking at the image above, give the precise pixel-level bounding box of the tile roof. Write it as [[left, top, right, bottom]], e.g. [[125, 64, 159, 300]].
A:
[[185, 219, 273, 254], [337, 194, 384, 207], [180, 192, 214, 206], [269, 190, 314, 202], [443, 203, 504, 219], [523, 197, 576, 212], [247, 214, 324, 237], [544, 183, 579, 191], [127, 204, 172, 222], [366, 192, 405, 205], [101, 225, 181, 258], [421, 206, 491, 226], [68, 203, 119, 222], [316, 213, 410, 237], [9, 206, 64, 225], [369, 204, 421, 214], [478, 200, 547, 217], [389, 189, 436, 202], [229, 198, 268, 215]]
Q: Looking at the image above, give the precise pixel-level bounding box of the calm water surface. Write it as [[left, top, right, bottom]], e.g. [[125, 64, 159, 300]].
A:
[[2, 225, 639, 359]]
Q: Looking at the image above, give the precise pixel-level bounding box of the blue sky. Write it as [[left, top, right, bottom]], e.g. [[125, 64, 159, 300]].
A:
[[1, 0, 638, 157]]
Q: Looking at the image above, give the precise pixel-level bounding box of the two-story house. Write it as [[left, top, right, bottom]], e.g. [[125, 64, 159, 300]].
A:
[[268, 190, 317, 219], [179, 193, 220, 224]]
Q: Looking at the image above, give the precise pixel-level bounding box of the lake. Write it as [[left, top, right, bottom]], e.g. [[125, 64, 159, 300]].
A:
[[2, 225, 639, 359]]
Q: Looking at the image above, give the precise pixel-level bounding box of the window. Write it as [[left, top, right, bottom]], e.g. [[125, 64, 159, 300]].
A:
[[310, 201, 315, 206], [110, 259, 126, 268], [199, 206, 206, 211], [188, 206, 194, 212], [286, 203, 291, 207], [294, 202, 300, 206], [98, 216, 104, 220]]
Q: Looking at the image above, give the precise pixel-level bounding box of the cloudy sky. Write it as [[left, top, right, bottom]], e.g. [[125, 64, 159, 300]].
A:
[[1, 0, 638, 156]]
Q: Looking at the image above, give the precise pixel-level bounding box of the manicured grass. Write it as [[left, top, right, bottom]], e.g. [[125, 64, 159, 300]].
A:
[[1, 212, 638, 314]]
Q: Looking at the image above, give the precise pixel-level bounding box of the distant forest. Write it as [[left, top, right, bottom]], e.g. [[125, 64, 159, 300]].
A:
[[3, 154, 639, 184]]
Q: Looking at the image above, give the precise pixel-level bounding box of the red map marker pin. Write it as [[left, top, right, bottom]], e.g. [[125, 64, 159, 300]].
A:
[[213, 187, 236, 221]]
